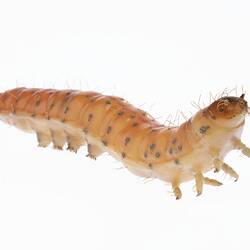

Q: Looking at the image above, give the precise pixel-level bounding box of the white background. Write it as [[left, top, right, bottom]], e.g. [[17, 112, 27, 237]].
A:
[[0, 0, 250, 249]]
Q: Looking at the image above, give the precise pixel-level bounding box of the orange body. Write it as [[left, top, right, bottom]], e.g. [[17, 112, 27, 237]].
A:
[[0, 87, 249, 198]]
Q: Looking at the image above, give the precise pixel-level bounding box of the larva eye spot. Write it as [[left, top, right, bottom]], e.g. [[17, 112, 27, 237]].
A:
[[216, 99, 229, 113]]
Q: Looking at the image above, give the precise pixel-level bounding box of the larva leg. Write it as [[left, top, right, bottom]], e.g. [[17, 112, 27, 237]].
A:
[[36, 132, 52, 147], [51, 130, 67, 150], [194, 172, 203, 196], [203, 177, 222, 186], [171, 182, 182, 200], [87, 144, 103, 160], [213, 158, 222, 172], [214, 158, 239, 181], [67, 134, 86, 153], [222, 163, 239, 181], [233, 138, 250, 157]]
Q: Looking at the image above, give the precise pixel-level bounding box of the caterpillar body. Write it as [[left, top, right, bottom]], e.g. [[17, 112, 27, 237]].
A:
[[0, 87, 249, 199]]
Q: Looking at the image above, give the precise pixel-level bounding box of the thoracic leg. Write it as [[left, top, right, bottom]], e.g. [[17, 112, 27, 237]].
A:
[[171, 182, 182, 200], [203, 177, 222, 186], [195, 172, 203, 196], [214, 158, 222, 172], [222, 163, 239, 181], [233, 137, 250, 157], [87, 144, 103, 160], [213, 158, 239, 181]]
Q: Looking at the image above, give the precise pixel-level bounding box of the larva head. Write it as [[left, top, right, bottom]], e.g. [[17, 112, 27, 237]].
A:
[[204, 94, 248, 127]]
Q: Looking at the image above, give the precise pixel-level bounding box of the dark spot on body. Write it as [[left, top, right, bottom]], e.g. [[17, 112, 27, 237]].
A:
[[151, 128, 157, 133], [121, 152, 126, 158], [172, 138, 177, 144], [132, 122, 138, 127], [130, 115, 136, 119], [144, 152, 148, 158], [61, 118, 65, 123], [117, 111, 124, 116], [178, 145, 183, 151], [155, 152, 161, 158], [199, 125, 210, 134], [169, 148, 173, 154], [102, 140, 108, 146], [125, 137, 130, 145], [175, 159, 180, 164], [148, 163, 153, 168], [107, 126, 112, 134], [88, 113, 93, 122], [83, 128, 88, 134], [105, 100, 111, 105], [149, 143, 156, 150], [35, 100, 40, 106]]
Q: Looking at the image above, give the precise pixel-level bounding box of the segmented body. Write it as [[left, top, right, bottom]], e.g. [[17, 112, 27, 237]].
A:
[[0, 87, 249, 199]]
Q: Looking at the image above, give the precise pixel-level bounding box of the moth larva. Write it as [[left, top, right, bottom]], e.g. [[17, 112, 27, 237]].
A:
[[0, 87, 249, 199]]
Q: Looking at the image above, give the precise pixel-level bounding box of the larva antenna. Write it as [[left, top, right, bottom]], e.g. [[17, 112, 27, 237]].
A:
[[241, 85, 246, 97]]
